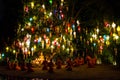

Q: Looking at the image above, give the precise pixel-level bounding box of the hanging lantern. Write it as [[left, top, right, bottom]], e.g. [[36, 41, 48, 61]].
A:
[[24, 6, 29, 12], [49, 0, 52, 5], [67, 23, 70, 27], [117, 26, 120, 36], [31, 2, 34, 8], [65, 29, 68, 33], [78, 26, 81, 32], [0, 54, 1, 59], [117, 26, 120, 31], [73, 31, 76, 38], [112, 22, 116, 28], [31, 27, 35, 33], [42, 40, 44, 49], [51, 45, 54, 53], [6, 47, 9, 52], [104, 21, 110, 27]]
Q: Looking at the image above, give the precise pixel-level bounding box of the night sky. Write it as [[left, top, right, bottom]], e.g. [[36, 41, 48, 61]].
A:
[[0, 0, 22, 50]]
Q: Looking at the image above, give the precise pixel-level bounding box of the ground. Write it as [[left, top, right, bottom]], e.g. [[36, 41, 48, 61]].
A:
[[0, 64, 120, 80]]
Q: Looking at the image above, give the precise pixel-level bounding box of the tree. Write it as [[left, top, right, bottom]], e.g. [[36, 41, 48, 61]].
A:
[[4, 0, 84, 62]]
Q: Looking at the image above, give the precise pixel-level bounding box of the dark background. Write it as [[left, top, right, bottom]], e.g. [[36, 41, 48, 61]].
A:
[[0, 0, 22, 50], [0, 0, 120, 51]]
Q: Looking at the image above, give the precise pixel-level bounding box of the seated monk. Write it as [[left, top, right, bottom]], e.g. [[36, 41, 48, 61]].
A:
[[56, 58, 62, 69], [42, 58, 48, 70], [73, 57, 79, 67], [14, 61, 21, 71], [91, 57, 97, 65], [7, 61, 12, 70], [21, 61, 28, 71], [27, 61, 34, 72], [48, 59, 54, 73], [78, 57, 84, 65], [86, 56, 92, 61], [15, 64, 21, 71], [66, 58, 72, 71], [86, 56, 96, 68]]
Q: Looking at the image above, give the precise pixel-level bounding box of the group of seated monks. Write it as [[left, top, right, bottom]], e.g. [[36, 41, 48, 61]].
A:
[[41, 56, 89, 72], [42, 58, 62, 73], [6, 55, 97, 72], [72, 57, 84, 67], [7, 60, 34, 72]]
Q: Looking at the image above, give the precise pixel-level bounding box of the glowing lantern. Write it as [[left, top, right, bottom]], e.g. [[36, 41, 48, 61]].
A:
[[65, 29, 68, 33], [31, 2, 34, 8], [31, 27, 35, 33], [33, 16, 37, 20], [28, 22, 31, 26], [73, 31, 76, 38], [1, 53, 4, 58], [31, 47, 34, 56], [76, 20, 80, 25], [112, 22, 116, 28], [31, 47, 34, 52], [106, 41, 110, 46], [117, 26, 120, 36], [67, 23, 70, 27], [26, 39, 30, 48], [113, 33, 116, 37], [58, 44, 60, 48], [115, 35, 119, 40], [6, 47, 9, 52], [34, 45, 37, 51], [96, 28, 99, 33], [104, 21, 109, 27], [78, 26, 81, 32], [54, 40, 57, 45], [62, 45, 65, 50], [106, 36, 110, 40], [70, 29, 72, 35], [0, 54, 1, 59], [100, 46, 103, 50], [24, 48, 28, 54], [29, 18, 33, 21], [38, 37, 42, 43], [66, 48, 70, 54], [90, 38, 93, 43], [24, 6, 29, 12], [61, 2, 63, 6], [51, 45, 54, 53], [61, 0, 64, 2], [49, 0, 52, 5], [42, 4, 45, 9], [61, 14, 64, 19], [93, 43, 96, 47], [28, 51, 30, 56], [71, 47, 74, 52], [92, 34, 97, 39], [46, 28, 50, 32], [113, 61, 117, 66], [113, 33, 119, 40], [44, 34, 46, 39], [42, 40, 44, 49], [117, 26, 120, 31], [13, 50, 16, 54], [49, 12, 52, 17], [72, 24, 75, 31]]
